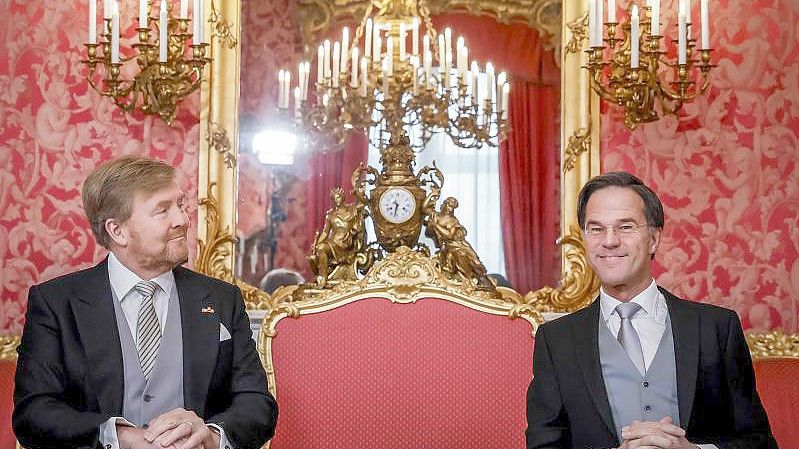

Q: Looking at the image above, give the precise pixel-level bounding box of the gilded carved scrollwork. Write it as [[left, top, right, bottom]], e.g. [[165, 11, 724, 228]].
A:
[[297, 0, 561, 55], [562, 125, 591, 174], [209, 0, 239, 49], [746, 331, 799, 358], [565, 11, 588, 55], [206, 123, 236, 169], [262, 246, 542, 332], [196, 183, 237, 283], [0, 336, 20, 361], [498, 224, 600, 314]]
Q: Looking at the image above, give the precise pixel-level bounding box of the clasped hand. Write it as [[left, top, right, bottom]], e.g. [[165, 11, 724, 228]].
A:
[[618, 417, 699, 449], [118, 408, 220, 449]]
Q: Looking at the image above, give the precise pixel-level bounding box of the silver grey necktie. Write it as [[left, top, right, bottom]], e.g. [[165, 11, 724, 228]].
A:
[[615, 302, 645, 375], [134, 280, 161, 382]]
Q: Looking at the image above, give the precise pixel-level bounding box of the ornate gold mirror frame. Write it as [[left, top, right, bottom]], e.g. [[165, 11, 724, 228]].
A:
[[196, 0, 602, 313]]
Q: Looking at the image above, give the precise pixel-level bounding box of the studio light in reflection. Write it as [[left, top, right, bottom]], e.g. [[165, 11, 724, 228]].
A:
[[253, 130, 297, 166]]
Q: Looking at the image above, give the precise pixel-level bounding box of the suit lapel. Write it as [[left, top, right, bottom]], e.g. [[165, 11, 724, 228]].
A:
[[574, 299, 618, 440], [175, 268, 219, 416], [663, 289, 699, 427], [69, 259, 125, 415]]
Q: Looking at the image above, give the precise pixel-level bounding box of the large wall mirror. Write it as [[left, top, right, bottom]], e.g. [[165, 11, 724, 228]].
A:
[[196, 0, 600, 311]]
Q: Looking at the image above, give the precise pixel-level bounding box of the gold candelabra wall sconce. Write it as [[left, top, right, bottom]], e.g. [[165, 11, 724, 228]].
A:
[[585, 0, 714, 129], [83, 0, 210, 125]]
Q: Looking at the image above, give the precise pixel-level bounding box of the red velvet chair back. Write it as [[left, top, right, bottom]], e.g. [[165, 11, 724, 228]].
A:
[[753, 357, 799, 449], [264, 295, 536, 449], [0, 358, 16, 449]]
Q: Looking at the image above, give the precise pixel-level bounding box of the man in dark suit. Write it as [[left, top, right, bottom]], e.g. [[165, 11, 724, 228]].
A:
[[14, 156, 278, 449], [526, 172, 775, 449]]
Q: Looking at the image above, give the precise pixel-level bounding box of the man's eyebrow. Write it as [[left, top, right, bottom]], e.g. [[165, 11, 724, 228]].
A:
[[585, 217, 640, 225]]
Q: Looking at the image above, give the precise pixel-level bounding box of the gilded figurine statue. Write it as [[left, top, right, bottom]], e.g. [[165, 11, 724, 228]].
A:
[[424, 196, 494, 289], [309, 187, 369, 287]]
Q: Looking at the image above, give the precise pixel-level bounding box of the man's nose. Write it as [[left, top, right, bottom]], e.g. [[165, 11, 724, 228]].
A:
[[174, 206, 189, 228], [601, 228, 621, 247]]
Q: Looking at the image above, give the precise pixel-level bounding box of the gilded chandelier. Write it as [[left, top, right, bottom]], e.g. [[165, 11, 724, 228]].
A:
[[276, 0, 510, 151], [83, 0, 210, 125], [586, 0, 714, 129]]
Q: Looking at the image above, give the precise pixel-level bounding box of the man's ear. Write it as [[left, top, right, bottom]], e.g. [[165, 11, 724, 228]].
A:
[[105, 218, 128, 247], [649, 226, 662, 258]]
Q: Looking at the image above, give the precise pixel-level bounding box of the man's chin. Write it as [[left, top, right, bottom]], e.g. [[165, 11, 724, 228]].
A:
[[167, 247, 190, 267]]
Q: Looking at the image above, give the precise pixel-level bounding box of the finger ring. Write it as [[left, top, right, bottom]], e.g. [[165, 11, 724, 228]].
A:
[[184, 421, 193, 428]]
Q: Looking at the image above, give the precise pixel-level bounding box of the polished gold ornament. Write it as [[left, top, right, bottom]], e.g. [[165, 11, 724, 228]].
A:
[[296, 0, 562, 60], [309, 187, 375, 287], [196, 0, 606, 314], [83, 1, 211, 125], [746, 330, 799, 359], [279, 0, 510, 151], [585, 4, 714, 129]]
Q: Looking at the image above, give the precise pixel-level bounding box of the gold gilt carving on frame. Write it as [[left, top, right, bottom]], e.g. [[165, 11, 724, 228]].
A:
[[0, 336, 20, 361], [196, 0, 603, 315], [746, 331, 799, 359], [297, 0, 562, 54]]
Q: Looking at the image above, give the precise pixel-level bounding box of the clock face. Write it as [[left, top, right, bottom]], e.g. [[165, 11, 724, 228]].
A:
[[379, 187, 417, 224]]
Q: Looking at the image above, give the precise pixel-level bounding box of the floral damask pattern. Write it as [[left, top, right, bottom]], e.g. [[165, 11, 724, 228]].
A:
[[0, 1, 200, 334], [3, 0, 796, 335], [602, 0, 799, 331]]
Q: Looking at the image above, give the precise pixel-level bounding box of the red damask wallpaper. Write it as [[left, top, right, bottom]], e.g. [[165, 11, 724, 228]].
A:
[[0, 1, 200, 334], [602, 0, 799, 331], [1, 0, 796, 335]]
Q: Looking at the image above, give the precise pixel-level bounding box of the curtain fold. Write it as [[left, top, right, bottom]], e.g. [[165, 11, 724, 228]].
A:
[[499, 84, 560, 292], [436, 13, 561, 292]]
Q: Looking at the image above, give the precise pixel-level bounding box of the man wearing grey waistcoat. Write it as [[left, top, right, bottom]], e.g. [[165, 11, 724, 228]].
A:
[[525, 172, 775, 449], [14, 156, 278, 449]]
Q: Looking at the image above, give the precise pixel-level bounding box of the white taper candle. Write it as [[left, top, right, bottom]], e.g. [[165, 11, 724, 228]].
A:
[[111, 1, 120, 62], [700, 0, 710, 49], [678, 3, 687, 64], [89, 0, 97, 44], [159, 0, 168, 62], [631, 5, 640, 68]]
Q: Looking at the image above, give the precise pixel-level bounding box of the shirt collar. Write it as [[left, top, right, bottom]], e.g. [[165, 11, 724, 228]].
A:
[[600, 279, 663, 322], [107, 252, 175, 301]]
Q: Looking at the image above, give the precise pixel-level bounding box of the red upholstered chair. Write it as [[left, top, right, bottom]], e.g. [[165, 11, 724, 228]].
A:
[[0, 337, 19, 449], [747, 331, 799, 449], [258, 249, 543, 449]]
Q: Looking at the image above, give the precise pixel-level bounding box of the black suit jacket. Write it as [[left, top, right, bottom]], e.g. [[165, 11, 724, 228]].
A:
[[13, 259, 278, 449], [525, 288, 776, 449]]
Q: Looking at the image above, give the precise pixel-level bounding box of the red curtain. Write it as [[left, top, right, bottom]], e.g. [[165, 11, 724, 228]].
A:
[[435, 14, 561, 291], [500, 84, 560, 292], [304, 134, 369, 240]]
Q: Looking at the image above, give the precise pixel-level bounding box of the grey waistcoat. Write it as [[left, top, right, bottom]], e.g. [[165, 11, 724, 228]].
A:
[[111, 288, 185, 427], [598, 311, 680, 443]]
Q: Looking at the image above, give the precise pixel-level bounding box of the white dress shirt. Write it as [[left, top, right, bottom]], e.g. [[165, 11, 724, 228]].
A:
[[600, 279, 717, 449], [98, 252, 233, 449]]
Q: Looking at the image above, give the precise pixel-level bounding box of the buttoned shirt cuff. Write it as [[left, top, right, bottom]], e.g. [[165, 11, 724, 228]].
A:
[[207, 423, 233, 449], [98, 417, 135, 449], [696, 444, 718, 449]]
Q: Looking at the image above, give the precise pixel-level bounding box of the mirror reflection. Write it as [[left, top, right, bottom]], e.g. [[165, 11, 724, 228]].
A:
[[235, 0, 562, 295]]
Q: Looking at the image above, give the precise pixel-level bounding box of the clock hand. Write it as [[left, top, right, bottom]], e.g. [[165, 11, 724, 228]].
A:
[[392, 201, 399, 216]]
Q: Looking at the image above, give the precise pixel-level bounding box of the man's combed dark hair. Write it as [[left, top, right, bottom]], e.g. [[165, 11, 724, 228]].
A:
[[576, 171, 665, 229]]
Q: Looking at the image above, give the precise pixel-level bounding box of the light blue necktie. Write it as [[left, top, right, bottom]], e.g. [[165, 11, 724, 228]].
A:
[[615, 302, 645, 375]]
